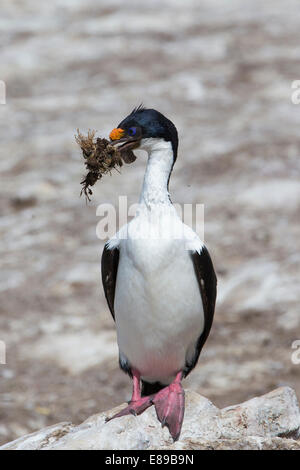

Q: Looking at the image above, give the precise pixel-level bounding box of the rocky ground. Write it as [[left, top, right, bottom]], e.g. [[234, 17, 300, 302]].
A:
[[0, 0, 300, 446], [1, 387, 300, 450]]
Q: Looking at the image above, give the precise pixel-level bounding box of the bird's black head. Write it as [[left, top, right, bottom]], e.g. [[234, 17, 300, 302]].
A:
[[109, 106, 178, 163]]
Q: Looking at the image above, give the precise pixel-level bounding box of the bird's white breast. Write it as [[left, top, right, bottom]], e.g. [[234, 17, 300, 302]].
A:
[[113, 209, 204, 384]]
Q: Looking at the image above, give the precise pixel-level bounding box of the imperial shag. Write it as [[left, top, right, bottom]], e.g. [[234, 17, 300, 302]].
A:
[[101, 107, 217, 441]]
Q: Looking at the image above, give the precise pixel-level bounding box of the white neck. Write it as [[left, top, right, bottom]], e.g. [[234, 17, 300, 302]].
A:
[[139, 138, 174, 209]]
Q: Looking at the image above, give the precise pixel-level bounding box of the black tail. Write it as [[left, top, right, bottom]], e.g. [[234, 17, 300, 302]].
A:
[[141, 380, 166, 397]]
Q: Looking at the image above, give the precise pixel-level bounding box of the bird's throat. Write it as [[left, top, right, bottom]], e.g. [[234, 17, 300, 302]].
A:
[[139, 140, 174, 209]]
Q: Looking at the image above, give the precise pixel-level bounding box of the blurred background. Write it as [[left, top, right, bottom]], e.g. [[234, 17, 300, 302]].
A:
[[0, 0, 300, 445]]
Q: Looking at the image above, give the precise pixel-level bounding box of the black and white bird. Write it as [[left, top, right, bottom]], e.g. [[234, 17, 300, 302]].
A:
[[102, 107, 217, 441]]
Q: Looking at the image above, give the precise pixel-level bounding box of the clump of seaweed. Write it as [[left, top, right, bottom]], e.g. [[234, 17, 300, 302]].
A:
[[75, 129, 136, 201]]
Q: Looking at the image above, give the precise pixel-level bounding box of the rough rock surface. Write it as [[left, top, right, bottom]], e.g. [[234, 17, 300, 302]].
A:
[[1, 387, 300, 450]]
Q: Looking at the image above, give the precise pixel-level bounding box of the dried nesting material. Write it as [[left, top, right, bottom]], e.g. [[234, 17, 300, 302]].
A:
[[75, 129, 136, 201]]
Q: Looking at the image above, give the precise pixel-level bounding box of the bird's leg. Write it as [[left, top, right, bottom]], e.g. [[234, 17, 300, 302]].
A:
[[105, 369, 153, 421], [152, 371, 185, 441]]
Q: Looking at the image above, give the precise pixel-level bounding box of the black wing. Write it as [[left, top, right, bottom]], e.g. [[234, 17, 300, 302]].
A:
[[101, 243, 119, 321], [183, 246, 217, 377]]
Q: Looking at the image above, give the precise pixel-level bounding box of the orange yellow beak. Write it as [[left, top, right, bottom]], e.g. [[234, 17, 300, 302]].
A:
[[109, 128, 125, 141]]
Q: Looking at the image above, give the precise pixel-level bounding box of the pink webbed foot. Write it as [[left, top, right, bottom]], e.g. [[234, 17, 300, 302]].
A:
[[106, 396, 153, 422], [152, 374, 185, 441], [105, 368, 153, 422]]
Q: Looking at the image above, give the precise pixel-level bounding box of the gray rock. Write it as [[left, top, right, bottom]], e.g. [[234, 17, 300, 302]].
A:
[[1, 387, 299, 450]]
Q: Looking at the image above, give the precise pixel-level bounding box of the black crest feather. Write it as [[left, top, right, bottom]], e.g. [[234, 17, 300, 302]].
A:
[[130, 103, 145, 115]]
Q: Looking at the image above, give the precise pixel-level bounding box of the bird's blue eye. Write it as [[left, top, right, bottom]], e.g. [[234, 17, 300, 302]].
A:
[[128, 127, 137, 136]]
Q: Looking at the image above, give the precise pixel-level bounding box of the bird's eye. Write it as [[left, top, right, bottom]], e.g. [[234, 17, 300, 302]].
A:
[[128, 127, 137, 136]]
